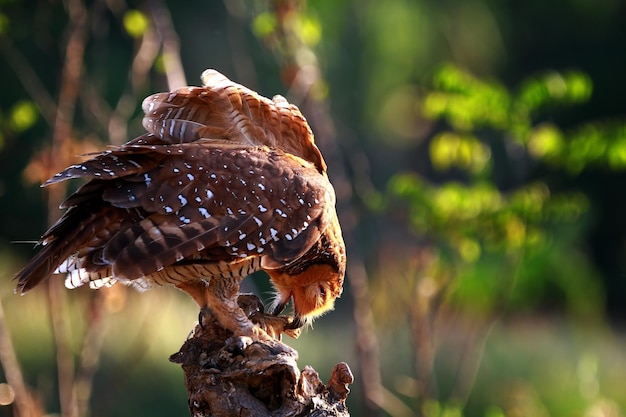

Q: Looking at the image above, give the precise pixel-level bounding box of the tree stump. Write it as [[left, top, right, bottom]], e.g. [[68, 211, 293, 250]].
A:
[[169, 294, 353, 416]]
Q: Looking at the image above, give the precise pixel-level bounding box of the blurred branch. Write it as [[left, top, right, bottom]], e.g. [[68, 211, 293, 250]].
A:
[[74, 292, 108, 417], [411, 275, 447, 402], [148, 0, 186, 89], [108, 19, 160, 145], [0, 298, 41, 417], [449, 250, 524, 408], [0, 37, 57, 126], [47, 1, 88, 417], [222, 0, 259, 88], [46, 283, 79, 417]]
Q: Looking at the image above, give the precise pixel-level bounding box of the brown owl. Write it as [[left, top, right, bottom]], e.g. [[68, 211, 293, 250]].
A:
[[15, 70, 346, 340]]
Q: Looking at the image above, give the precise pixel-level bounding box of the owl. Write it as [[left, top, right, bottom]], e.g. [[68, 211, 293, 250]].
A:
[[15, 70, 346, 339]]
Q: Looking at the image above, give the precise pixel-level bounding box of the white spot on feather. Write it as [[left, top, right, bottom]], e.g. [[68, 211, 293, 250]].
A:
[[199, 208, 210, 218]]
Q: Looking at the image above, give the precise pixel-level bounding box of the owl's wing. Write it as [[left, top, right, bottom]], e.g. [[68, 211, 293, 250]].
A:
[[141, 70, 326, 172], [15, 141, 335, 291]]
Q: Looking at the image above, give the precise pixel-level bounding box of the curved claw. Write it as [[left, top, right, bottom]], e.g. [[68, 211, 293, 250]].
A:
[[198, 308, 206, 329], [270, 301, 287, 316], [284, 316, 305, 330]]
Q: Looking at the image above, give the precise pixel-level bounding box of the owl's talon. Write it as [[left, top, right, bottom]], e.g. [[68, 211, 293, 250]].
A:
[[198, 309, 205, 329], [284, 316, 305, 330]]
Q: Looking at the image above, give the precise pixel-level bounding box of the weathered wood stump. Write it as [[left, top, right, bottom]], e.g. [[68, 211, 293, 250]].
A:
[[169, 294, 352, 416]]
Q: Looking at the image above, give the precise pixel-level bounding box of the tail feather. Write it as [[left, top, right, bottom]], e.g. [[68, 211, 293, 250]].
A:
[[14, 199, 120, 294], [14, 237, 78, 294]]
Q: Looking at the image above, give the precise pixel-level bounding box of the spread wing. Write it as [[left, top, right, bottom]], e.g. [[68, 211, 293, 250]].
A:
[[141, 69, 326, 172], [15, 138, 335, 292], [15, 69, 336, 294]]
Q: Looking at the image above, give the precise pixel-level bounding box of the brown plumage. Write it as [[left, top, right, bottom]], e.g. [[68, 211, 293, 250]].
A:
[[15, 69, 346, 339]]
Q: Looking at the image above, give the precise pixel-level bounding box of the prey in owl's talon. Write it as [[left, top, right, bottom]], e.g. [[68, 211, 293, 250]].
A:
[[247, 311, 291, 339], [238, 293, 299, 339], [237, 293, 266, 316]]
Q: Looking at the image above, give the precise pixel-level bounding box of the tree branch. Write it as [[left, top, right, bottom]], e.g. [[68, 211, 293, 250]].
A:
[[0, 298, 42, 417], [148, 0, 187, 90], [169, 294, 352, 417]]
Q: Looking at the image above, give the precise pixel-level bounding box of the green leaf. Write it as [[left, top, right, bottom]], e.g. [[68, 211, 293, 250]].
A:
[[251, 12, 277, 38], [9, 100, 38, 132], [123, 10, 149, 38]]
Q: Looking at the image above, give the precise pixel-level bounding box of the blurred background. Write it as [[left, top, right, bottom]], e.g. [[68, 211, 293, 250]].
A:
[[1, 0, 625, 416]]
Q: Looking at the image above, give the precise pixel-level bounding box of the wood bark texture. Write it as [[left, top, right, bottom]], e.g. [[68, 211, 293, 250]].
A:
[[169, 294, 352, 416]]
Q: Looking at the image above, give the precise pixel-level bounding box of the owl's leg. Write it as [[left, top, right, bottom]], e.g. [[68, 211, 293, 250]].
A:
[[176, 278, 273, 341], [175, 279, 209, 307]]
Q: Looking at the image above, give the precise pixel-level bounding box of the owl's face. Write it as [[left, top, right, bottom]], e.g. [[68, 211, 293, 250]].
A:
[[268, 263, 344, 328]]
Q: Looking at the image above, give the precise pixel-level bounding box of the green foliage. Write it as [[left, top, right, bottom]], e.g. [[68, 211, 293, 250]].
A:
[[0, 11, 9, 34], [429, 132, 491, 175], [0, 100, 39, 150], [423, 65, 624, 176], [123, 10, 149, 38], [251, 11, 277, 39], [388, 65, 612, 316], [8, 100, 38, 132], [424, 65, 511, 131], [424, 65, 596, 143]]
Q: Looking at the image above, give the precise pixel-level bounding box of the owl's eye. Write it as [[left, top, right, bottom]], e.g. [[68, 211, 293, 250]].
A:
[[319, 284, 327, 299]]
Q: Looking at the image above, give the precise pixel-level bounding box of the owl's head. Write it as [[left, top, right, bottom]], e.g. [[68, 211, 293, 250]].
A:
[[267, 263, 344, 329]]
